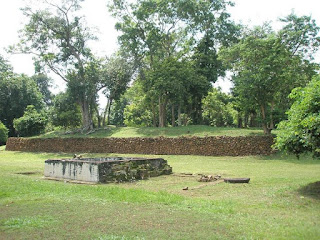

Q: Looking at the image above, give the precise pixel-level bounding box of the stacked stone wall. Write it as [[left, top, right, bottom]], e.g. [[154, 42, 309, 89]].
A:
[[6, 136, 274, 156]]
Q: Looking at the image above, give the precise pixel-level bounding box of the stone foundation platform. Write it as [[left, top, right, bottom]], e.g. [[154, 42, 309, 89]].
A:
[[44, 157, 172, 183]]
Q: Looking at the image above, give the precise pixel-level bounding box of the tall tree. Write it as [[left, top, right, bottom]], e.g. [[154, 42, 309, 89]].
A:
[[221, 18, 319, 134], [101, 53, 134, 126], [109, 0, 237, 127], [15, 0, 97, 130]]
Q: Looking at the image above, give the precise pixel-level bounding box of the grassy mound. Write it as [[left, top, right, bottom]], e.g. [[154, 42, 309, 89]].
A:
[[35, 125, 267, 138]]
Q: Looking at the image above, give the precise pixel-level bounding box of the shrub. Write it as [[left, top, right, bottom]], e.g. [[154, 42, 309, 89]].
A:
[[0, 121, 9, 145], [124, 103, 153, 127], [13, 105, 48, 137], [275, 76, 320, 158]]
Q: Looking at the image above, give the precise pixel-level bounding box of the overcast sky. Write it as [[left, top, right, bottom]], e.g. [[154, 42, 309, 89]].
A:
[[0, 0, 319, 96]]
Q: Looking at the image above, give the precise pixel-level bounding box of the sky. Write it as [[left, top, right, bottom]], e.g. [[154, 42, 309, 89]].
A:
[[0, 0, 319, 100]]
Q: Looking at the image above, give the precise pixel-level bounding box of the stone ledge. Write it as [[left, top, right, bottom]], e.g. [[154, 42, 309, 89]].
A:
[[6, 136, 274, 156]]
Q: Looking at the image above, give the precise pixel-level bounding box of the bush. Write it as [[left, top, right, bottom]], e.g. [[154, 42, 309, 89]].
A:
[[13, 105, 48, 137], [124, 103, 153, 127], [275, 76, 320, 158], [0, 121, 9, 145]]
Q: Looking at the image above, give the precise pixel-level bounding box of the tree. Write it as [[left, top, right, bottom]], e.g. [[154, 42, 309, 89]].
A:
[[13, 105, 48, 137], [109, 95, 129, 126], [202, 88, 236, 127], [109, 0, 238, 127], [123, 81, 154, 127], [15, 0, 98, 130], [0, 121, 9, 145], [275, 76, 320, 158], [51, 91, 82, 129], [221, 18, 319, 134], [101, 53, 134, 126], [0, 71, 44, 136], [279, 13, 320, 60], [221, 27, 287, 133]]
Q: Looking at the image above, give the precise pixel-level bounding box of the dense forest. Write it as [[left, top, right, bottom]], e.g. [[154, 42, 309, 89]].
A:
[[0, 0, 319, 156]]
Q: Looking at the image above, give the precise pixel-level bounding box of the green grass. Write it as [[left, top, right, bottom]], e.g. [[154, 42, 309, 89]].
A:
[[0, 146, 319, 239], [35, 125, 267, 138]]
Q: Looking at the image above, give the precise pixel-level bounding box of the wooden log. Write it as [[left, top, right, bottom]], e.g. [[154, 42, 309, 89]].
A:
[[224, 178, 250, 183]]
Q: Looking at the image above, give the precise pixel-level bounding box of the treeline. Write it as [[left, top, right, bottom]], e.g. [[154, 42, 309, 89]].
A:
[[1, 0, 319, 146]]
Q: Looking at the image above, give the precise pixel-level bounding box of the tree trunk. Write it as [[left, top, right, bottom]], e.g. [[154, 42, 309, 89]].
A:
[[107, 98, 113, 125], [249, 112, 256, 127], [269, 101, 275, 130], [158, 96, 167, 128], [171, 104, 175, 127], [260, 105, 271, 134], [177, 104, 181, 126], [80, 99, 93, 131], [152, 103, 157, 127], [103, 98, 111, 127], [237, 112, 243, 128], [95, 105, 101, 128], [244, 112, 249, 128]]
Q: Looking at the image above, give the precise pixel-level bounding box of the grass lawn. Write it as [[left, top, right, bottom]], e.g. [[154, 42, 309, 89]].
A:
[[0, 146, 319, 239], [36, 125, 268, 139]]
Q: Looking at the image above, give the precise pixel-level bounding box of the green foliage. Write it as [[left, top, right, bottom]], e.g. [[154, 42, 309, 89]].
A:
[[221, 18, 319, 134], [109, 96, 129, 126], [51, 92, 82, 129], [177, 113, 193, 126], [16, 0, 98, 130], [275, 76, 320, 158], [31, 73, 53, 106], [0, 121, 9, 145], [123, 82, 153, 127], [202, 88, 236, 127], [124, 104, 153, 127], [0, 66, 44, 136], [109, 0, 237, 62], [279, 13, 320, 60], [100, 53, 134, 126], [13, 105, 48, 137], [102, 53, 133, 102], [109, 0, 238, 127]]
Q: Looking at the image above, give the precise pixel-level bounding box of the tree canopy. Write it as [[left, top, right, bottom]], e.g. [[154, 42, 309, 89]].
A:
[[109, 0, 239, 127], [16, 0, 97, 130], [0, 55, 44, 136], [220, 15, 319, 134]]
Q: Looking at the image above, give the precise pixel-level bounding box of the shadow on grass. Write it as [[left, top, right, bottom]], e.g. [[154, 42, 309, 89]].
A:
[[34, 126, 122, 139], [298, 181, 320, 200], [260, 152, 320, 165], [136, 125, 264, 138]]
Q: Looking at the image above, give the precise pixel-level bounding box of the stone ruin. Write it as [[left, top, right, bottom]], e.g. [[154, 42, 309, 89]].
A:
[[44, 157, 172, 183]]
